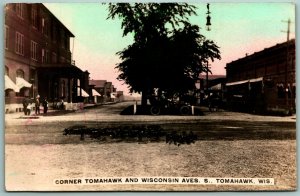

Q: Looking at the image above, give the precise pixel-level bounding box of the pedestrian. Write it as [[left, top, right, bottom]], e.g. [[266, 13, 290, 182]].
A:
[[27, 102, 32, 115], [35, 95, 40, 115], [22, 96, 29, 115], [43, 97, 49, 114]]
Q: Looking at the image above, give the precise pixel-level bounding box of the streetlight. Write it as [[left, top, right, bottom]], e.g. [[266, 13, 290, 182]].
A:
[[206, 3, 211, 31]]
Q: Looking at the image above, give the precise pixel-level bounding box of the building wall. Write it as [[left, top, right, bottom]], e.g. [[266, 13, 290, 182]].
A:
[[4, 3, 75, 113], [226, 40, 296, 114]]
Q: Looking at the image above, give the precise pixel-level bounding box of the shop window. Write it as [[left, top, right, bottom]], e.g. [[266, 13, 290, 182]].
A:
[[61, 80, 66, 98], [264, 79, 274, 88], [287, 84, 291, 98], [292, 85, 296, 98], [277, 83, 285, 98], [5, 89, 13, 97]]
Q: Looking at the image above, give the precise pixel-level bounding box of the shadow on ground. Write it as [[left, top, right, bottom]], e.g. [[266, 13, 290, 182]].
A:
[[120, 105, 204, 115]]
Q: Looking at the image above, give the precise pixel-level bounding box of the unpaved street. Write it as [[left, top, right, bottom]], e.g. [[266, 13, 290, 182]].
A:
[[5, 102, 297, 191]]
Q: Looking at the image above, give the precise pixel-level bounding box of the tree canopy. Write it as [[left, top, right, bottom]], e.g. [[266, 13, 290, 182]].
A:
[[107, 3, 221, 103]]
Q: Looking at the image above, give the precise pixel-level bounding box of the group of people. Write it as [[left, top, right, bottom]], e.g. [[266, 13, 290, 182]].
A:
[[22, 95, 49, 116]]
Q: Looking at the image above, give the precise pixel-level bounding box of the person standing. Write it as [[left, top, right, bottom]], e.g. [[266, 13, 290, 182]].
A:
[[22, 96, 29, 115], [35, 95, 40, 115], [43, 97, 49, 114]]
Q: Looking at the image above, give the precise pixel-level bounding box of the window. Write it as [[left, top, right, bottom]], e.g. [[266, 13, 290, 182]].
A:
[[60, 30, 65, 48], [42, 49, 50, 63], [31, 6, 38, 28], [61, 80, 66, 97], [5, 26, 9, 49], [16, 69, 24, 78], [5, 66, 9, 76], [42, 18, 49, 36], [65, 37, 69, 49], [16, 4, 24, 19], [52, 52, 57, 63], [277, 83, 285, 99], [60, 56, 65, 63], [31, 41, 38, 60], [52, 24, 57, 43], [15, 32, 24, 55]]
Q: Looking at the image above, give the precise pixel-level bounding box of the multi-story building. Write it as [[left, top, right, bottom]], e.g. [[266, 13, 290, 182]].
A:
[[225, 39, 296, 114], [4, 3, 89, 112]]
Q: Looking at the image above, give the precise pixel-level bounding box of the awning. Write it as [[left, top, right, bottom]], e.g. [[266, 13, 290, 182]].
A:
[[111, 93, 116, 98], [77, 87, 89, 97], [92, 89, 101, 96], [226, 77, 263, 86], [5, 75, 20, 92], [16, 77, 32, 89], [210, 83, 222, 90]]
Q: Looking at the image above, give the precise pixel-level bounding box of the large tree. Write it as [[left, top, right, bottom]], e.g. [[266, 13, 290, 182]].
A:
[[107, 3, 221, 105]]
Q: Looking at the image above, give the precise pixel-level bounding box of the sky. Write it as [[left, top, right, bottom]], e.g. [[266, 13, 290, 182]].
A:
[[43, 2, 295, 95]]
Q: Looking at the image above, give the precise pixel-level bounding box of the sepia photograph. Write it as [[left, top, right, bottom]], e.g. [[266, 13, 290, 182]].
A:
[[3, 1, 297, 191]]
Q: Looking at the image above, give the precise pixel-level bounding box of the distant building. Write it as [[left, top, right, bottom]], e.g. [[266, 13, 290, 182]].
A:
[[225, 39, 296, 114], [196, 75, 226, 105], [4, 3, 89, 112], [89, 80, 120, 103]]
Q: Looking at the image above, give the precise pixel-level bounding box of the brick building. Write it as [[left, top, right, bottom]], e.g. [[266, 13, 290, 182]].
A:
[[225, 39, 296, 114], [4, 3, 89, 112]]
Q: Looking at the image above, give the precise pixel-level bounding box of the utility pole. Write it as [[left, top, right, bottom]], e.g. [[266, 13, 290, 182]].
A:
[[281, 18, 291, 112]]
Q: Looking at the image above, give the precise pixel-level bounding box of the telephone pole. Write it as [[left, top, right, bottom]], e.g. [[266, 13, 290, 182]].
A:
[[281, 18, 291, 112]]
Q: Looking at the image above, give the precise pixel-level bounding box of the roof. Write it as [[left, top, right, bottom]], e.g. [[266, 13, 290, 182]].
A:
[[37, 63, 84, 75], [199, 74, 226, 80], [226, 39, 295, 67], [41, 4, 75, 37], [89, 80, 107, 88]]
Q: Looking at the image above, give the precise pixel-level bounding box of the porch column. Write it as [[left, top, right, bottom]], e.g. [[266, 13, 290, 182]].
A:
[[68, 77, 71, 103]]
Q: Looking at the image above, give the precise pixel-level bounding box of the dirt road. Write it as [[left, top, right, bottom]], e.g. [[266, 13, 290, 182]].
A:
[[4, 102, 297, 191]]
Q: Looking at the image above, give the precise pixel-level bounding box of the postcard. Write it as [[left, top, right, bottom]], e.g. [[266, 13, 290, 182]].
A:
[[4, 2, 296, 191]]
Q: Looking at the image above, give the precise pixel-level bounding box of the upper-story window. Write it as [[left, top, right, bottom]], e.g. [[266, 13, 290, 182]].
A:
[[16, 69, 25, 78], [31, 6, 38, 28], [31, 41, 38, 61], [65, 37, 69, 49], [52, 52, 57, 63], [42, 18, 49, 36], [5, 26, 9, 49], [15, 32, 24, 55], [42, 49, 50, 63], [60, 30, 65, 49], [16, 4, 24, 19], [52, 24, 57, 43]]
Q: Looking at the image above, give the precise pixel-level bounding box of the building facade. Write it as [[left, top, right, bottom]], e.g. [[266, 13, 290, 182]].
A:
[[225, 39, 296, 114], [89, 80, 120, 103], [4, 3, 88, 112]]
